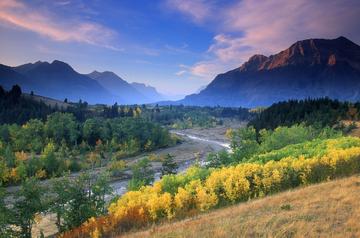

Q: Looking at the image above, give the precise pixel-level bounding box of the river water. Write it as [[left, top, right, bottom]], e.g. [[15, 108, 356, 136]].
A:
[[110, 132, 231, 196]]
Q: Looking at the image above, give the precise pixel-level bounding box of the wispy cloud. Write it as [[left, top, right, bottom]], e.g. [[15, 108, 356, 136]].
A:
[[54, 0, 71, 6], [189, 61, 228, 79], [0, 0, 121, 51], [170, 0, 360, 81], [164, 43, 190, 54], [165, 0, 213, 23], [175, 70, 186, 76]]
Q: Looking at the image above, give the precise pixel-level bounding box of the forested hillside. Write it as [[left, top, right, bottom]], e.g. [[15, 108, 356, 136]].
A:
[[0, 85, 56, 125], [249, 98, 359, 130]]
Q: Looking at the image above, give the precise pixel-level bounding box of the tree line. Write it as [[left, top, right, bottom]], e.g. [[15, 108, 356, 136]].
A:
[[0, 112, 177, 185], [249, 98, 360, 131], [1, 85, 252, 129], [143, 105, 252, 129]]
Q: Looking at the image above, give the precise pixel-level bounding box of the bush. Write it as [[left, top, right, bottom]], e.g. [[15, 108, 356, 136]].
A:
[[61, 136, 360, 238]]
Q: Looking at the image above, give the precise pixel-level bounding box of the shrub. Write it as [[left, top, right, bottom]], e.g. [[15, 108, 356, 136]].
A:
[[61, 136, 360, 238]]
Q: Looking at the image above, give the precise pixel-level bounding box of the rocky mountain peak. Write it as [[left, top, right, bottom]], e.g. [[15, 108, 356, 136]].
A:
[[238, 36, 360, 72], [239, 54, 268, 72]]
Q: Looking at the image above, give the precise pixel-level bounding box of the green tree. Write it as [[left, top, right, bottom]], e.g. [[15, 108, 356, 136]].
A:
[[12, 178, 44, 238], [259, 125, 315, 152], [23, 119, 45, 153], [45, 112, 78, 146], [3, 145, 15, 168], [0, 161, 10, 185], [206, 150, 232, 168], [161, 154, 178, 177], [40, 142, 59, 176], [128, 158, 154, 191], [26, 154, 42, 177], [49, 172, 113, 231], [49, 176, 71, 233], [62, 173, 94, 230], [230, 126, 260, 162], [91, 172, 113, 215], [0, 187, 13, 237], [82, 118, 103, 146], [16, 162, 27, 182]]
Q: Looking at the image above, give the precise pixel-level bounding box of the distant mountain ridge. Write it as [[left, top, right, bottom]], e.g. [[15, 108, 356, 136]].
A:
[[87, 71, 151, 104], [176, 36, 360, 107], [131, 82, 165, 102], [0, 60, 164, 104]]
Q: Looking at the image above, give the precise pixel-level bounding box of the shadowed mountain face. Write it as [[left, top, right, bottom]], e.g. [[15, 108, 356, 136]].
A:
[[87, 71, 165, 104], [87, 71, 145, 104], [0, 60, 113, 104], [0, 60, 164, 105], [131, 82, 165, 102], [178, 36, 360, 107]]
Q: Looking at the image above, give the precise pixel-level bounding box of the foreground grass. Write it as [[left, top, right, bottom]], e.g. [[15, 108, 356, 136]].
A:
[[123, 175, 360, 238]]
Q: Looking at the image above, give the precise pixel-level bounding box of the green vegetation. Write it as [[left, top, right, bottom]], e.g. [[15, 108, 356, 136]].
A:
[[0, 85, 56, 125], [142, 105, 251, 129], [0, 187, 11, 237], [128, 158, 155, 191], [49, 173, 113, 231], [161, 154, 178, 177], [1, 85, 252, 129], [206, 124, 341, 168], [0, 111, 176, 185], [12, 178, 44, 238], [59, 124, 360, 237], [249, 98, 360, 130], [2, 86, 360, 237], [0, 172, 113, 237]]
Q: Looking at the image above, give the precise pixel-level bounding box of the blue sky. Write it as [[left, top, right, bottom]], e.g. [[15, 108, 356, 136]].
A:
[[0, 0, 360, 98]]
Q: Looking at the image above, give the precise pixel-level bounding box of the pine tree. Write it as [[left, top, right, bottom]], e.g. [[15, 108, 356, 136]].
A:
[[161, 154, 178, 177]]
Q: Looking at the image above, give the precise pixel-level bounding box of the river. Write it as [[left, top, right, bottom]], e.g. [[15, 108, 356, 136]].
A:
[[110, 130, 231, 196], [31, 128, 233, 237]]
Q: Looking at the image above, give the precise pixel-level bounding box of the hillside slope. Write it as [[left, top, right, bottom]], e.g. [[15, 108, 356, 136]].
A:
[[131, 82, 165, 103], [124, 175, 360, 238], [179, 36, 360, 107], [0, 60, 114, 104], [1, 60, 165, 105], [22, 93, 72, 109], [87, 70, 146, 104]]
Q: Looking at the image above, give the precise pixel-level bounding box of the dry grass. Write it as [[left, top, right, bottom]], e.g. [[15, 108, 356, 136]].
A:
[[122, 175, 360, 238], [23, 93, 71, 109]]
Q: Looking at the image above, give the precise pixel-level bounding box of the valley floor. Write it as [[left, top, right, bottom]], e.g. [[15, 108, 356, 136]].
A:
[[123, 175, 360, 238], [31, 126, 236, 237]]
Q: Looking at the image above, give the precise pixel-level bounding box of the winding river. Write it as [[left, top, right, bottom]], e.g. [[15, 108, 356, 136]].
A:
[[31, 129, 233, 237], [110, 131, 231, 196]]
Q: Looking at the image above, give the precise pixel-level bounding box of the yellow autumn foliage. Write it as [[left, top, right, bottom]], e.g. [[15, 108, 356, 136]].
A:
[[62, 137, 360, 238]]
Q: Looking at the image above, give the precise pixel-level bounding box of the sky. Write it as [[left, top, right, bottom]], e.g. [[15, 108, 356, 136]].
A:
[[0, 0, 360, 98]]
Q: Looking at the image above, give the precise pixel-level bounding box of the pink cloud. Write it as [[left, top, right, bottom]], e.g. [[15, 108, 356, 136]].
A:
[[171, 0, 360, 81], [190, 61, 227, 79], [224, 0, 360, 54], [0, 0, 120, 50]]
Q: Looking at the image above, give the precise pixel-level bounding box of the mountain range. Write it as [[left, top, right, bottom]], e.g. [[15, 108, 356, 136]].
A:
[[175, 36, 360, 107], [0, 60, 164, 104], [1, 36, 360, 107]]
